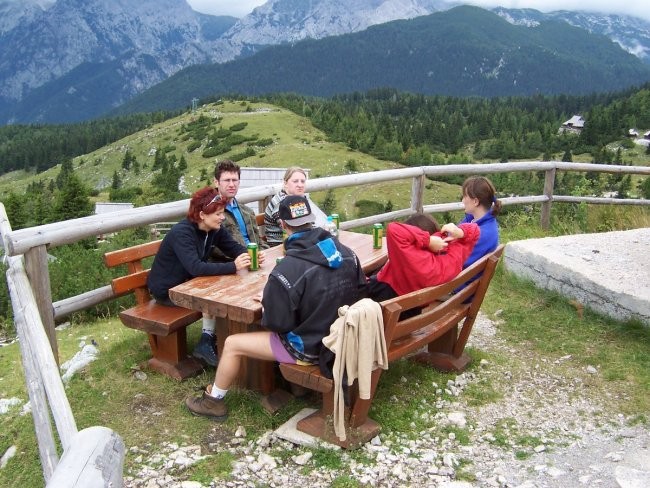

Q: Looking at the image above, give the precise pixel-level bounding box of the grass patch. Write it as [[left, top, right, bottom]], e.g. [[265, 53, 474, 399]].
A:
[[484, 266, 650, 416], [185, 454, 234, 484], [2, 214, 650, 485]]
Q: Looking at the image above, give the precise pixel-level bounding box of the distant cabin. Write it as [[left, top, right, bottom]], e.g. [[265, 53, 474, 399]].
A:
[[559, 115, 585, 134], [94, 202, 134, 241], [94, 202, 134, 215], [645, 130, 650, 140], [628, 129, 639, 138]]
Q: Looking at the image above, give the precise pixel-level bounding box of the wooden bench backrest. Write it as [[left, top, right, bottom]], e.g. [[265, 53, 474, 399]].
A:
[[103, 240, 162, 303], [255, 213, 267, 241], [381, 244, 505, 361]]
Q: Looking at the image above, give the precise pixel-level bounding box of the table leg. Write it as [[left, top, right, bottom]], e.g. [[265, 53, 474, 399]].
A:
[[214, 317, 275, 394]]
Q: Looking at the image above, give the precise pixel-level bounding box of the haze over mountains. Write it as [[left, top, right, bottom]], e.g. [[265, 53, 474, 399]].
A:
[[1, 0, 649, 124]]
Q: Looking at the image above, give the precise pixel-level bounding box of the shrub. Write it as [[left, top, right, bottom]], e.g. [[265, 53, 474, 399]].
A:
[[202, 144, 231, 158], [229, 122, 248, 132], [187, 141, 201, 152], [355, 199, 385, 218], [230, 147, 256, 162], [252, 138, 273, 147]]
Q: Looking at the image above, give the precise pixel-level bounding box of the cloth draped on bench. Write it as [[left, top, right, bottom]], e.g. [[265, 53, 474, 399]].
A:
[[321, 298, 388, 441]]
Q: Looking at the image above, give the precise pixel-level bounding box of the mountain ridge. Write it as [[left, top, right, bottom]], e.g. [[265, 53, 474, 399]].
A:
[[1, 0, 650, 124], [115, 7, 650, 115]]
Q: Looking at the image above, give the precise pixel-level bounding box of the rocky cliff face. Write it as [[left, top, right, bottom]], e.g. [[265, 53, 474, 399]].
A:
[[495, 7, 650, 64], [0, 0, 236, 122]]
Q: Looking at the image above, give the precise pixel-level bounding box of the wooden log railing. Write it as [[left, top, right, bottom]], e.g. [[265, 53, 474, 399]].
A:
[[1, 161, 649, 484], [1, 204, 125, 487]]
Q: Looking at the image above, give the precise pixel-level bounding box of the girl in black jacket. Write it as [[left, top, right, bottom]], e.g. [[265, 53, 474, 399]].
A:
[[147, 186, 260, 366]]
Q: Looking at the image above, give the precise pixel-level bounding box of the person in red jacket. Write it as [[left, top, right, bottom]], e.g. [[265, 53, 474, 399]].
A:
[[367, 213, 480, 301]]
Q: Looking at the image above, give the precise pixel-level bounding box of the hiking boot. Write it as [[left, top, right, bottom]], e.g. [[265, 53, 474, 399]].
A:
[[185, 391, 228, 421], [192, 332, 217, 367]]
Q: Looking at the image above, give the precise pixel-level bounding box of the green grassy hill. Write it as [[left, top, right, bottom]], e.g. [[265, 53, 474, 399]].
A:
[[0, 99, 461, 221]]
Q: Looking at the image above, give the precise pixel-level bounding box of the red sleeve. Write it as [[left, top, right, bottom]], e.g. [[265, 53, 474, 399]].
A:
[[440, 223, 480, 277], [378, 222, 477, 295]]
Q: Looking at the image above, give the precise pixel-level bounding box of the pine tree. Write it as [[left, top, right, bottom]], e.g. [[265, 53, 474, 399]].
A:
[[56, 158, 74, 189], [53, 173, 93, 221], [178, 155, 188, 172], [4, 193, 28, 230], [321, 189, 337, 215], [639, 177, 650, 199], [111, 170, 122, 190], [121, 150, 133, 170]]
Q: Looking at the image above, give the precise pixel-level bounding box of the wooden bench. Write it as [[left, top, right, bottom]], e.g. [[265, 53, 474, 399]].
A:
[[279, 244, 504, 448], [103, 240, 204, 380], [255, 212, 267, 242]]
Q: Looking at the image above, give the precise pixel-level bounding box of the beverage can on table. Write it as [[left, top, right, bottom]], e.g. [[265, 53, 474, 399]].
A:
[[373, 223, 383, 249], [247, 243, 259, 270], [331, 213, 340, 229]]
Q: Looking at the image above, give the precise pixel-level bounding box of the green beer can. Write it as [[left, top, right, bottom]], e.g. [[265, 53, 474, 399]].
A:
[[247, 243, 259, 271], [373, 223, 383, 249], [331, 213, 340, 229]]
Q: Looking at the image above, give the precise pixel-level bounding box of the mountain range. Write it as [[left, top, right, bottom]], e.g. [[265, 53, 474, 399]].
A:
[[116, 6, 650, 115], [1, 0, 650, 124]]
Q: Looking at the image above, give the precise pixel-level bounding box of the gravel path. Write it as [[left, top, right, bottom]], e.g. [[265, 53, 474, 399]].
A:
[[125, 313, 650, 488]]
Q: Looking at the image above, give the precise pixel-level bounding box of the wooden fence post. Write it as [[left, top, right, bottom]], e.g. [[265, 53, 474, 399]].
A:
[[24, 245, 59, 363], [540, 167, 556, 230], [13, 304, 59, 481], [411, 174, 425, 214], [6, 264, 78, 450]]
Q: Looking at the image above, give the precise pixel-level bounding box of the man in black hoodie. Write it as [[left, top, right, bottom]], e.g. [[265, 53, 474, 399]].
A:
[[185, 195, 366, 421]]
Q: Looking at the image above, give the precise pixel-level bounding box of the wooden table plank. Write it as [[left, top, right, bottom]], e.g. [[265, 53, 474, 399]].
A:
[[170, 230, 386, 319]]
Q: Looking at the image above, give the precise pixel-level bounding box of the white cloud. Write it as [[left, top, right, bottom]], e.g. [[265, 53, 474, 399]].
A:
[[186, 0, 266, 18], [458, 1, 649, 22]]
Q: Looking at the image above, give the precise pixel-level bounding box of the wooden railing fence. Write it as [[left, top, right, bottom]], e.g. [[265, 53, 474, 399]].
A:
[[1, 161, 649, 484]]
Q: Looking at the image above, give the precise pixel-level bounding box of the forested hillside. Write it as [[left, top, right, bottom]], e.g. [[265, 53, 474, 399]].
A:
[[115, 6, 650, 116], [2, 85, 649, 233], [0, 111, 179, 175]]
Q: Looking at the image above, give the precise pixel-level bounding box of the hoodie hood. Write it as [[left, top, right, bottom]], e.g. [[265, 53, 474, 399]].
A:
[[284, 227, 343, 269]]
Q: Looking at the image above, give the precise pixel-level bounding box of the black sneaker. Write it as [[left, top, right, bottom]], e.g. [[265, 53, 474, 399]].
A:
[[192, 333, 217, 367]]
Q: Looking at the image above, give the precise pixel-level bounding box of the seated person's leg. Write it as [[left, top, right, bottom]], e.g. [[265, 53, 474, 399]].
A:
[[367, 274, 398, 302], [192, 314, 218, 367], [185, 331, 276, 420], [214, 331, 277, 390]]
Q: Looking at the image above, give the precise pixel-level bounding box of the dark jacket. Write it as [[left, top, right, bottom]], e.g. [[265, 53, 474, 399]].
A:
[[147, 218, 247, 299], [211, 198, 268, 261], [261, 227, 367, 363]]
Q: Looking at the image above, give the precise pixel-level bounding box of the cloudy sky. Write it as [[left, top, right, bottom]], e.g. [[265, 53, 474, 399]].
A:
[[186, 0, 649, 22]]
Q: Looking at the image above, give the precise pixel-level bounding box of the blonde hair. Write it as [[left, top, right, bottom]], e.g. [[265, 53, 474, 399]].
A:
[[283, 166, 307, 183]]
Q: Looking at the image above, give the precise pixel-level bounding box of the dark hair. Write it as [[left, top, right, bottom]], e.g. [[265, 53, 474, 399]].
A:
[[284, 222, 314, 232], [405, 213, 440, 234], [462, 176, 501, 216], [214, 160, 241, 181], [187, 187, 226, 223]]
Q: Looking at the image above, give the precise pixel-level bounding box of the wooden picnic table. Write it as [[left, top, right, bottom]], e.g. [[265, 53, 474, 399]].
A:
[[169, 229, 387, 394]]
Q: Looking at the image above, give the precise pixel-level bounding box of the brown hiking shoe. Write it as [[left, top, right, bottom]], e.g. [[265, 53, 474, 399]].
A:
[[185, 391, 228, 421]]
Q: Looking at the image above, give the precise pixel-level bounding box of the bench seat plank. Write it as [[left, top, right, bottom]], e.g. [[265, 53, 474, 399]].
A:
[[104, 240, 204, 380], [119, 301, 201, 336]]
